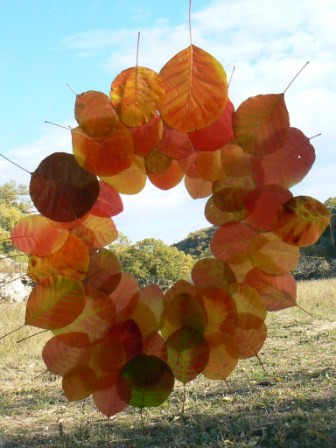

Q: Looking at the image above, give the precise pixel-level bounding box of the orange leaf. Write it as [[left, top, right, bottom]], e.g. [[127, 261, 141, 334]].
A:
[[26, 276, 86, 330], [148, 159, 184, 190], [203, 332, 238, 380], [249, 232, 300, 275], [159, 45, 228, 132], [72, 123, 134, 176], [233, 321, 267, 359], [28, 233, 89, 282], [62, 365, 97, 401], [197, 150, 226, 182], [233, 94, 289, 155], [191, 258, 236, 290], [93, 372, 131, 417], [131, 285, 164, 338], [42, 332, 91, 376], [161, 280, 205, 340], [30, 152, 99, 222], [110, 66, 165, 127], [101, 155, 147, 194], [228, 283, 267, 324], [273, 196, 332, 247], [188, 99, 234, 151], [84, 248, 122, 295], [54, 287, 116, 343], [199, 287, 237, 336], [11, 215, 69, 256], [244, 268, 297, 311], [184, 175, 212, 199], [109, 273, 139, 323], [221, 143, 253, 178], [205, 196, 242, 226], [210, 222, 259, 262], [75, 90, 119, 137], [166, 328, 209, 384], [145, 149, 171, 175], [77, 214, 118, 249]]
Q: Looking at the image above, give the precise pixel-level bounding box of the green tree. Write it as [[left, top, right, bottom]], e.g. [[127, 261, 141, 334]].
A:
[[0, 180, 31, 257], [301, 197, 336, 260], [111, 237, 194, 290], [172, 226, 217, 259]]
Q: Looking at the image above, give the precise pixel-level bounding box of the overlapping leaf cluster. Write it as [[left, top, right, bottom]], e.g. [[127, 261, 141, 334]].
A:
[[11, 44, 331, 417]]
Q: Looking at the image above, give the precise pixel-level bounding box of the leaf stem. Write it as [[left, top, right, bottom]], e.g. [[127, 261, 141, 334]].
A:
[[283, 61, 309, 94], [189, 0, 193, 46], [0, 153, 31, 175]]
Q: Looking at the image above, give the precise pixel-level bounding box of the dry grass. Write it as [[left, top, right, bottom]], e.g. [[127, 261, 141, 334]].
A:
[[0, 279, 335, 448]]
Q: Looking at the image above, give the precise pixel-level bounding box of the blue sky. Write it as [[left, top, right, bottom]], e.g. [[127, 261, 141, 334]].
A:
[[0, 0, 335, 244]]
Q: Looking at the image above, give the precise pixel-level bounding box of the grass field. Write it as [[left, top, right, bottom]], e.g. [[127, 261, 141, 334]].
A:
[[0, 279, 335, 448]]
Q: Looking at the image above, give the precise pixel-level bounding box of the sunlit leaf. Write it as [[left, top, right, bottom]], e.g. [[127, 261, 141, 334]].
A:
[[221, 143, 253, 177], [30, 152, 99, 222], [160, 45, 228, 132], [11, 215, 69, 256], [184, 175, 213, 199], [233, 94, 289, 155], [121, 355, 174, 408], [166, 327, 209, 384], [233, 321, 267, 359], [197, 150, 226, 182], [191, 258, 236, 290], [252, 128, 316, 188], [26, 276, 86, 330], [210, 222, 259, 262], [109, 273, 139, 323], [75, 90, 119, 137], [62, 365, 97, 401], [42, 332, 91, 376], [148, 159, 184, 190], [273, 196, 332, 246], [72, 123, 134, 176], [93, 372, 131, 417], [101, 155, 147, 194], [204, 196, 243, 226], [90, 181, 123, 218], [228, 283, 267, 324], [203, 332, 238, 380], [84, 248, 122, 295], [130, 113, 163, 157], [28, 233, 89, 282], [243, 187, 293, 232], [249, 232, 300, 275], [143, 333, 168, 361], [244, 268, 297, 311], [54, 287, 116, 343], [161, 280, 205, 340], [145, 149, 171, 175], [188, 99, 234, 151], [157, 124, 194, 160], [110, 66, 165, 127], [131, 285, 164, 338], [77, 214, 118, 249], [199, 287, 237, 336]]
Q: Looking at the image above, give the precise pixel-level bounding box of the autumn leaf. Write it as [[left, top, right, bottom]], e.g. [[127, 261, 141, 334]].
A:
[[160, 45, 228, 132]]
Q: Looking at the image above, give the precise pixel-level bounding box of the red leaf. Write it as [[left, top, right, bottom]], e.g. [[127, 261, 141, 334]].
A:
[[90, 181, 123, 218], [11, 215, 69, 256], [30, 152, 99, 222]]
